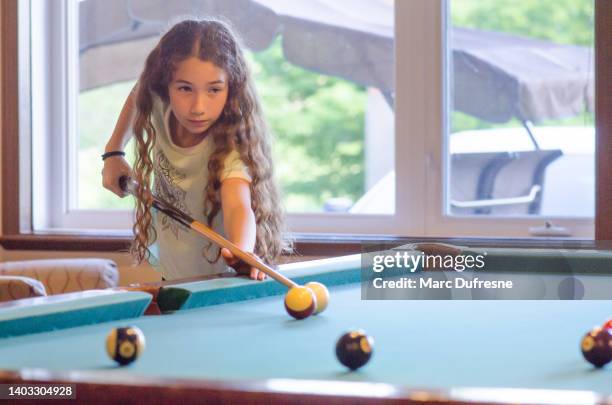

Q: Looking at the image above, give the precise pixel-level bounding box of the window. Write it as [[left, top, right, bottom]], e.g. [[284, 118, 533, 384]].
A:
[[441, 0, 596, 238], [13, 0, 599, 241], [26, 0, 407, 235], [418, 0, 595, 238]]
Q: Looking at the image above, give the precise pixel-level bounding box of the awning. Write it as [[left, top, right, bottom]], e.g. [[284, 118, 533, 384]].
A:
[[78, 0, 594, 123]]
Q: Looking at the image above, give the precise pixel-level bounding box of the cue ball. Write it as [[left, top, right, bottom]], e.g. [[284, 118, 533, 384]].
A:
[[580, 327, 612, 368], [336, 330, 374, 370], [305, 282, 330, 314], [106, 326, 146, 366], [284, 286, 316, 320]]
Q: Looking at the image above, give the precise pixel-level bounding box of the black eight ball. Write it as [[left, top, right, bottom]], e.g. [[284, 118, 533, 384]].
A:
[[581, 327, 612, 368], [335, 330, 374, 370], [106, 326, 146, 366]]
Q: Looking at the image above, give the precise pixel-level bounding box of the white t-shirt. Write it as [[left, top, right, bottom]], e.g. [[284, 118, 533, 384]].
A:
[[148, 93, 252, 280]]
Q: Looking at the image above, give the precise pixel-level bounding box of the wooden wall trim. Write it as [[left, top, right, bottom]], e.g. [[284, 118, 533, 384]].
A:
[[595, 0, 612, 240], [1, 0, 19, 236], [0, 233, 600, 256]]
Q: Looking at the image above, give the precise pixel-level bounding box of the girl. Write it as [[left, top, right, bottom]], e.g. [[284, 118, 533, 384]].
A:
[[102, 19, 288, 281]]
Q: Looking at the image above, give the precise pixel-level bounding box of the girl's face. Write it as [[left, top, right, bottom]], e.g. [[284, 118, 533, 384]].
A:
[[168, 57, 229, 135]]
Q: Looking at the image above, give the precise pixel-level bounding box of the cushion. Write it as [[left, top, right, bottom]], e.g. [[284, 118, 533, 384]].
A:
[[0, 276, 47, 302], [0, 259, 119, 295]]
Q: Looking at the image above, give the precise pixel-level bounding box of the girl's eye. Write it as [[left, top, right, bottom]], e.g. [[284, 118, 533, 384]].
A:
[[209, 88, 222, 94], [178, 86, 192, 92]]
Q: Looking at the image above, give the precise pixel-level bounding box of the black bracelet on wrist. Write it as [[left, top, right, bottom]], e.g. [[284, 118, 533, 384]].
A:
[[102, 151, 126, 161]]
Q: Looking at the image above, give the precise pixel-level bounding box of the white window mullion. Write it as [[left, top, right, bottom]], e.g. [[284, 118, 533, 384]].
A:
[[18, 0, 33, 233], [51, 0, 70, 230], [46, 0, 70, 230], [65, 0, 79, 213], [394, 0, 441, 237], [30, 0, 52, 231]]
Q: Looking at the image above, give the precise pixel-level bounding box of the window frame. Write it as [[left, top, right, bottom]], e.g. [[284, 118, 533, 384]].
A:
[[28, 0, 424, 236], [422, 0, 595, 238], [1, 0, 611, 252]]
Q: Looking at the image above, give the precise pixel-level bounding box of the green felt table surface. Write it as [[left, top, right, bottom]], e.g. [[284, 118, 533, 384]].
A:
[[1, 283, 610, 394], [1, 247, 611, 400]]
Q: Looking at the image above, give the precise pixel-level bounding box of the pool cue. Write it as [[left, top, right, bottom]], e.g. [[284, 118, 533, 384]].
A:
[[119, 176, 298, 289]]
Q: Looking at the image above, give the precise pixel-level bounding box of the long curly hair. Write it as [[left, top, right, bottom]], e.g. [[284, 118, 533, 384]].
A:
[[130, 18, 290, 266]]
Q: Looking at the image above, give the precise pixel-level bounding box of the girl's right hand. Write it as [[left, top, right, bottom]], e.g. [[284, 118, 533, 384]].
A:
[[102, 155, 132, 197]]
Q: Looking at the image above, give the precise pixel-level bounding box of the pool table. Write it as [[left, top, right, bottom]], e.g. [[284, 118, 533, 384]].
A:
[[0, 245, 611, 404]]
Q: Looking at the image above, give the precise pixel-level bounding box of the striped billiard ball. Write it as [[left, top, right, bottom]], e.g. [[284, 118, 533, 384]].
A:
[[581, 327, 611, 368], [336, 330, 374, 370], [305, 281, 329, 315], [106, 326, 146, 366], [284, 286, 316, 320]]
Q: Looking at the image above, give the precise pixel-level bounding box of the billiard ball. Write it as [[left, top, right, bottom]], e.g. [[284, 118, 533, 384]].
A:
[[336, 330, 374, 370], [305, 282, 329, 315], [284, 286, 316, 320], [580, 327, 611, 368], [106, 326, 146, 366]]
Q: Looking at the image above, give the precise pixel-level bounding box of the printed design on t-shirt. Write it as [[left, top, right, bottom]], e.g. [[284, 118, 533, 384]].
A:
[[154, 151, 190, 239]]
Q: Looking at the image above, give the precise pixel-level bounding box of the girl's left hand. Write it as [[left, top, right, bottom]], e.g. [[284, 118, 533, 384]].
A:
[[221, 248, 267, 281]]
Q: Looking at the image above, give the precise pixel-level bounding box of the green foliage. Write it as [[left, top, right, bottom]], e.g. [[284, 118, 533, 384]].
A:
[[247, 38, 367, 212], [450, 0, 594, 133], [451, 0, 594, 46], [78, 81, 135, 210]]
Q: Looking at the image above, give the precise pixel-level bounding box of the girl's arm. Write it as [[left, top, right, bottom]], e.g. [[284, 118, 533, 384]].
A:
[[220, 178, 262, 280], [102, 91, 136, 196]]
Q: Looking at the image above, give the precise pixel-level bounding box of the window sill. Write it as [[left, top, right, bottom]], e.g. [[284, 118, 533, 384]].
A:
[[0, 232, 596, 255], [0, 232, 132, 251]]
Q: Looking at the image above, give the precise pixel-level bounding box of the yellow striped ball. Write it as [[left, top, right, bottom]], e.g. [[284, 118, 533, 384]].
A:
[[284, 286, 316, 320], [106, 326, 146, 366], [305, 282, 330, 315]]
